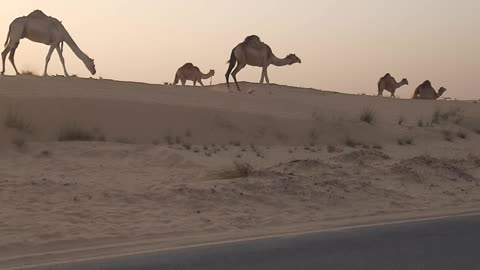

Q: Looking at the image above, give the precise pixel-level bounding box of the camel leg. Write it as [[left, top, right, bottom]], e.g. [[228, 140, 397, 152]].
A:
[[8, 46, 20, 75], [198, 80, 204, 86], [265, 68, 270, 84], [181, 79, 186, 86], [43, 45, 56, 76], [260, 67, 266, 84], [56, 46, 69, 77], [193, 80, 197, 87], [232, 63, 246, 91], [1, 47, 12, 75]]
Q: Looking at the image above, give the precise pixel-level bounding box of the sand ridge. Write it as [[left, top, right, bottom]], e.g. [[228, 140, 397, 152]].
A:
[[0, 75, 479, 267]]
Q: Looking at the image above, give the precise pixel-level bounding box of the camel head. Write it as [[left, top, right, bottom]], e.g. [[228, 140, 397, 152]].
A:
[[84, 58, 96, 75], [286, 54, 302, 65], [208, 69, 215, 77], [401, 78, 409, 85], [437, 87, 447, 98]]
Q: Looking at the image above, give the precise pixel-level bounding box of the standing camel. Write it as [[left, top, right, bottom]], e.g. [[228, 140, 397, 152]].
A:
[[1, 10, 96, 76], [225, 35, 301, 91], [173, 63, 215, 86], [412, 80, 447, 100], [377, 73, 409, 97]]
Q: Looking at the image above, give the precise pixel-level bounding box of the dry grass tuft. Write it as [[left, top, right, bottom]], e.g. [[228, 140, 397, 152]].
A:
[[58, 123, 104, 142], [216, 161, 254, 179], [360, 107, 376, 124], [5, 110, 33, 134]]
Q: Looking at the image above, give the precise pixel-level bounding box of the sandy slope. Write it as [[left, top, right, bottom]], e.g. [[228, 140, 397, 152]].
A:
[[0, 75, 480, 266]]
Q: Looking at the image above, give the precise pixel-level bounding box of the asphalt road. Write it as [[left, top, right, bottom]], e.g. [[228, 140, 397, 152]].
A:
[[37, 214, 480, 270]]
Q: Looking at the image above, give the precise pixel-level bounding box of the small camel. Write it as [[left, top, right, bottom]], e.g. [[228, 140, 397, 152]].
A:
[[1, 10, 96, 77], [377, 73, 408, 97], [412, 80, 447, 100], [225, 35, 301, 91], [173, 63, 215, 86]]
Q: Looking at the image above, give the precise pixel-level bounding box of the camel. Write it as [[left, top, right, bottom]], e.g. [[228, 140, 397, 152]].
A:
[[1, 10, 96, 77], [173, 63, 215, 86], [412, 80, 447, 100], [377, 73, 409, 97], [225, 35, 301, 91]]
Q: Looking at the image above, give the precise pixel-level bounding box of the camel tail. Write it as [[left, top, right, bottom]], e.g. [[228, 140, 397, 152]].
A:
[[173, 73, 179, 85], [225, 49, 237, 88], [4, 26, 11, 48]]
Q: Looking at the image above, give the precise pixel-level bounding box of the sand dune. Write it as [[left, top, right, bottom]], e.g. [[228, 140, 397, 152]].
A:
[[0, 75, 479, 266]]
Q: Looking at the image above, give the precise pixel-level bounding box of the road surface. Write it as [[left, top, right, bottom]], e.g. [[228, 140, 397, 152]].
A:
[[33, 213, 480, 270]]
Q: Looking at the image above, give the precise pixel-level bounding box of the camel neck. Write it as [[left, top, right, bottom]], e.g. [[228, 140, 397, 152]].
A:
[[271, 54, 291, 67], [64, 33, 90, 63], [201, 72, 213, 79]]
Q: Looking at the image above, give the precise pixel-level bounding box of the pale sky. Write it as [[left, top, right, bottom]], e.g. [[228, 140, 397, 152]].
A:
[[1, 0, 479, 99]]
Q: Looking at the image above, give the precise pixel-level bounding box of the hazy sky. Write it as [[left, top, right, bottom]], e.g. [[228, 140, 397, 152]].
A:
[[1, 0, 479, 99]]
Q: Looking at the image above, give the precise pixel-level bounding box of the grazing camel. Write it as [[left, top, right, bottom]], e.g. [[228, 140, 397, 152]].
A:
[[377, 73, 409, 97], [412, 80, 447, 100], [173, 63, 215, 86], [225, 35, 301, 91], [1, 10, 96, 77]]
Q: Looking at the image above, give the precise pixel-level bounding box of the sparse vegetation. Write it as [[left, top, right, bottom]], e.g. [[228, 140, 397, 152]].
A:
[[417, 119, 424, 127], [327, 144, 337, 153], [344, 136, 359, 148], [216, 161, 254, 179], [397, 136, 414, 146], [432, 107, 464, 125], [164, 135, 174, 145], [360, 107, 376, 124], [58, 123, 104, 142], [12, 136, 26, 149], [442, 130, 453, 142], [456, 131, 468, 140], [5, 110, 33, 134], [397, 116, 405, 126], [182, 142, 192, 150], [21, 70, 38, 76], [373, 144, 383, 150]]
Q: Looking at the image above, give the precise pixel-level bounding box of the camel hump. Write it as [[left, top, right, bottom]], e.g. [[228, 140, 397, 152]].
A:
[[421, 80, 432, 88], [243, 35, 263, 49], [382, 73, 391, 79], [28, 10, 48, 18], [182, 63, 195, 69], [244, 35, 261, 43]]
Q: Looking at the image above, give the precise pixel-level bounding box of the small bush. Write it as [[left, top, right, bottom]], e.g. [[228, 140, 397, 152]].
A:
[[397, 116, 405, 126], [5, 110, 33, 134], [58, 123, 103, 142], [360, 108, 376, 124], [217, 161, 254, 179]]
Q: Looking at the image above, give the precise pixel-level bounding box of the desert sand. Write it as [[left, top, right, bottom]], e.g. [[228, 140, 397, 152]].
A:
[[1, 75, 479, 268]]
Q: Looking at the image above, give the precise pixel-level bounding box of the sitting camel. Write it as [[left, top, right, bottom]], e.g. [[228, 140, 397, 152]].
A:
[[225, 35, 301, 91], [1, 10, 96, 76], [412, 80, 447, 100], [173, 63, 215, 86], [377, 73, 409, 97]]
